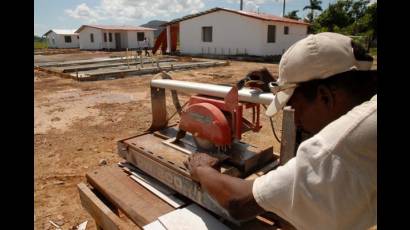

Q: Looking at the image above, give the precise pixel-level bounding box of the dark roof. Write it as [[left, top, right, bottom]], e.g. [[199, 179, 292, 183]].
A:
[[161, 7, 310, 27]]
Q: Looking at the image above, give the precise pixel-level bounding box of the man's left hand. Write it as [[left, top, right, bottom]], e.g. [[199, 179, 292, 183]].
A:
[[184, 153, 221, 182]]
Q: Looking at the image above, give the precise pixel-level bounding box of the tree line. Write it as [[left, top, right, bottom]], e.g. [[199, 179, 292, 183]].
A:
[[284, 0, 377, 48]]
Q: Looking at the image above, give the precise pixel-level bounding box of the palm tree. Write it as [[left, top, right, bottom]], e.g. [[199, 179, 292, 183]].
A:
[[285, 10, 300, 20], [303, 0, 323, 22]]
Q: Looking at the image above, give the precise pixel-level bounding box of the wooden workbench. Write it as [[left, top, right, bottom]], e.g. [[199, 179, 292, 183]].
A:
[[78, 164, 294, 230]]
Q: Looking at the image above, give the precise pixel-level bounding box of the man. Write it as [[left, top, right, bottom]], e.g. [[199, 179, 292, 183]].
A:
[[185, 32, 377, 230], [143, 37, 150, 56]]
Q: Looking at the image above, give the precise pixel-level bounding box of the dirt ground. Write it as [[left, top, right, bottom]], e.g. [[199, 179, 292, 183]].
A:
[[34, 52, 283, 229]]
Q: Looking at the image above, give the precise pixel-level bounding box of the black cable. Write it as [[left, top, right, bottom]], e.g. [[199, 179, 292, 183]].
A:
[[262, 104, 281, 143]]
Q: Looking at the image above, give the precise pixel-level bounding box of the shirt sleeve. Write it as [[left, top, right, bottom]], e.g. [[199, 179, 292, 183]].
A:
[[252, 157, 297, 221], [252, 137, 337, 229]]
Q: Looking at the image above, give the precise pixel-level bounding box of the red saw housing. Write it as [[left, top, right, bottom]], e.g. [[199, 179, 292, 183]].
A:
[[179, 86, 262, 147], [179, 102, 231, 146]]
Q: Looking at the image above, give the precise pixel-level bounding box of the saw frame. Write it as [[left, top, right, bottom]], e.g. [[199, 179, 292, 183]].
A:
[[116, 73, 298, 223]]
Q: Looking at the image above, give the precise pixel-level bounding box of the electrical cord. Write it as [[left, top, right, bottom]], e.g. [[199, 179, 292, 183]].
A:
[[262, 104, 281, 143]]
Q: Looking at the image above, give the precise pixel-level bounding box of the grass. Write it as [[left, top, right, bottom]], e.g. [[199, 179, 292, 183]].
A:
[[34, 41, 48, 49]]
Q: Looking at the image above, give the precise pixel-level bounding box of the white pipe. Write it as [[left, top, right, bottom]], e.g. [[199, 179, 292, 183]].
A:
[[151, 79, 274, 105]]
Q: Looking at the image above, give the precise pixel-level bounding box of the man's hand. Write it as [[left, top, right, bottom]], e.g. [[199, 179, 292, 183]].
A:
[[184, 153, 265, 220], [184, 153, 221, 182]]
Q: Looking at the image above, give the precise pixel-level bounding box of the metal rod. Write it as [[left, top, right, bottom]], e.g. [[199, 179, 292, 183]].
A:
[[151, 79, 274, 105]]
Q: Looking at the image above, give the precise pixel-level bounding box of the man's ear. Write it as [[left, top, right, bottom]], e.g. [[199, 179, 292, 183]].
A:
[[316, 84, 335, 110]]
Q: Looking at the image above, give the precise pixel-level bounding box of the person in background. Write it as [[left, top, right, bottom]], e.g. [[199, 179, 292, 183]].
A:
[[143, 37, 150, 56]]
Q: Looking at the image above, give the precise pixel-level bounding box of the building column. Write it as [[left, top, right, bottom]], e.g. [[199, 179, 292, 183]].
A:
[[166, 25, 171, 54]]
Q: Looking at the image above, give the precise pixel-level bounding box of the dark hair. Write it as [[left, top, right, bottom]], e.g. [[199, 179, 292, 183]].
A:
[[297, 70, 377, 104]]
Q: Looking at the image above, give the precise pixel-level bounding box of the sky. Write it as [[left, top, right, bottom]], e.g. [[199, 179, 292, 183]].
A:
[[34, 0, 376, 36]]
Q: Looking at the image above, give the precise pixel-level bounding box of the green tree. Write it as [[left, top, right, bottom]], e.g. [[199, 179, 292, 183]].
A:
[[303, 0, 323, 22], [284, 10, 300, 20], [313, 0, 371, 33], [311, 0, 376, 49]]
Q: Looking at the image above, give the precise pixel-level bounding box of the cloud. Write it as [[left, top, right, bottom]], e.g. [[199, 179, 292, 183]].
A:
[[65, 0, 206, 23], [65, 3, 102, 23], [228, 0, 289, 13], [245, 1, 259, 12]]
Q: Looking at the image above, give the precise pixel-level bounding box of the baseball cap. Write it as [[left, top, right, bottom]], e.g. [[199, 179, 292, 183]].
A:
[[265, 32, 374, 117]]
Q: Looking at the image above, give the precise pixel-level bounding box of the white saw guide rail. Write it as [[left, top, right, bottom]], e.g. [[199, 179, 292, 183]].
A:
[[151, 79, 275, 105]]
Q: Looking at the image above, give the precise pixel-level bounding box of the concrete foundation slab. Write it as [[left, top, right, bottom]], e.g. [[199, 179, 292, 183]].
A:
[[73, 61, 229, 81]]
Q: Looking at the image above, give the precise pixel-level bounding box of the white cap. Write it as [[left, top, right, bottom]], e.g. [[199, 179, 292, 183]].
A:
[[266, 32, 373, 117]]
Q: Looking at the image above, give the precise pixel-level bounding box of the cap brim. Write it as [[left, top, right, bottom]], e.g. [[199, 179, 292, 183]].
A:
[[265, 88, 295, 117]]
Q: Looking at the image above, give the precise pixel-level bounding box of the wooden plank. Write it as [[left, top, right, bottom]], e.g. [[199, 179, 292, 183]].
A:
[[279, 107, 297, 165], [77, 182, 134, 230], [86, 166, 174, 227]]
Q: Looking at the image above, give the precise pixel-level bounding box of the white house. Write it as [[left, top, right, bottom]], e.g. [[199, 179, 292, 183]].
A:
[[43, 29, 79, 49], [161, 7, 310, 56], [75, 25, 156, 50]]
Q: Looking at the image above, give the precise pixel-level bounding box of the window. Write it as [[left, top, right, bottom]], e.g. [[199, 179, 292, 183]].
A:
[[137, 32, 145, 41], [267, 25, 276, 43], [104, 33, 107, 42], [284, 26, 289, 35], [64, 36, 72, 43], [202, 26, 212, 42], [90, 33, 94, 43], [109, 33, 112, 42]]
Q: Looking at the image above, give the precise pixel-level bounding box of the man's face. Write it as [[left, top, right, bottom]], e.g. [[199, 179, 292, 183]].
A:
[[286, 88, 334, 136]]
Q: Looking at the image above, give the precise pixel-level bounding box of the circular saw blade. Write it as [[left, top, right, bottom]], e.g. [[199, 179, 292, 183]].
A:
[[193, 136, 216, 151]]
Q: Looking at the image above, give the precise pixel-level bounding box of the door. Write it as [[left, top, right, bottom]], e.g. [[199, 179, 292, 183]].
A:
[[115, 33, 121, 50]]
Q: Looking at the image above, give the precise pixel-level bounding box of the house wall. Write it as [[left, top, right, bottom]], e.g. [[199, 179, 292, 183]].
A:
[[100, 31, 116, 50], [180, 10, 308, 56], [79, 27, 104, 50], [102, 31, 129, 50], [126, 31, 155, 49], [46, 31, 79, 48], [79, 27, 155, 50], [261, 22, 308, 55]]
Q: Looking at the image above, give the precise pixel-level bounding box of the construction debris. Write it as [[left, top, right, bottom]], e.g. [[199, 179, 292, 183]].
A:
[[49, 220, 62, 229], [99, 159, 107, 166], [76, 220, 88, 230]]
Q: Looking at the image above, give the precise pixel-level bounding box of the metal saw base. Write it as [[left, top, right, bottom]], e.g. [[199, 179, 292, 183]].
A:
[[117, 126, 276, 222]]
